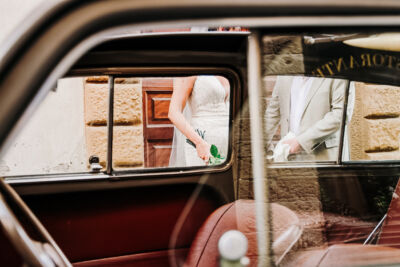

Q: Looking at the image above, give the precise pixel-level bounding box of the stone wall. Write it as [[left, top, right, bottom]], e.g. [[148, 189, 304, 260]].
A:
[[349, 82, 400, 160], [262, 35, 304, 76], [84, 77, 144, 169]]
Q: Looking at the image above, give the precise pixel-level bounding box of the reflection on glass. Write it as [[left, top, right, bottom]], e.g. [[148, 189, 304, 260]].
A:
[[261, 33, 400, 266], [265, 75, 347, 162]]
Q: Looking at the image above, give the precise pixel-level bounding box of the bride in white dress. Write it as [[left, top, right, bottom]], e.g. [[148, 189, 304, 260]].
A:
[[168, 75, 230, 167]]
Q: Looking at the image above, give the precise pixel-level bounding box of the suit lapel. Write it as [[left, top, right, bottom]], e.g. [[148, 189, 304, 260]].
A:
[[300, 78, 324, 120]]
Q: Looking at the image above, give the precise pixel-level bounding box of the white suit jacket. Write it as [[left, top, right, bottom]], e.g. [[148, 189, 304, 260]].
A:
[[265, 76, 348, 161]]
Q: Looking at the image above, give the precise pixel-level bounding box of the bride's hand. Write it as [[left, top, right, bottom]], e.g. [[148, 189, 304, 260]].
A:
[[196, 140, 211, 163]]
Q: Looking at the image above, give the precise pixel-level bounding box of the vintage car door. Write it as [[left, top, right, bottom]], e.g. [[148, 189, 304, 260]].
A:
[[2, 1, 400, 267], [0, 1, 247, 266]]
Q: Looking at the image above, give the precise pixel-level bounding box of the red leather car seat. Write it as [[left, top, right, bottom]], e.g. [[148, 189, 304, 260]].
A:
[[183, 199, 302, 267], [184, 199, 400, 267], [287, 243, 400, 266]]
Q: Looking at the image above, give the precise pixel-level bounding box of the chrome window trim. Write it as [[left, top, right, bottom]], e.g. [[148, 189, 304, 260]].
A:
[[5, 173, 111, 185], [248, 32, 270, 266]]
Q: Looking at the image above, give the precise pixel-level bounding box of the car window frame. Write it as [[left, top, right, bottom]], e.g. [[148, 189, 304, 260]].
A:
[[74, 67, 240, 175], [3, 67, 240, 182], [2, 5, 400, 183]]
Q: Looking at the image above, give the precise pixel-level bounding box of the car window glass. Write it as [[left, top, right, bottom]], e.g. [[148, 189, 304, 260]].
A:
[[258, 32, 400, 266], [1, 74, 231, 177], [110, 75, 231, 170]]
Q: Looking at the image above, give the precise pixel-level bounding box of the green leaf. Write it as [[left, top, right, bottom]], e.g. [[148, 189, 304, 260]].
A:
[[210, 144, 219, 157]]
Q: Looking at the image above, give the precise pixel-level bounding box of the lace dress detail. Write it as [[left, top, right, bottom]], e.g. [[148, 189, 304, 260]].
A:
[[183, 76, 229, 166]]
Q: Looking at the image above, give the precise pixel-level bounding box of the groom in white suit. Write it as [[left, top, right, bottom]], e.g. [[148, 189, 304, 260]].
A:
[[265, 76, 348, 161]]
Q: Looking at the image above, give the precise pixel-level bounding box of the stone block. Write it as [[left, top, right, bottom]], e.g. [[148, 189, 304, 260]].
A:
[[240, 118, 252, 142], [276, 200, 322, 213], [113, 125, 144, 167], [85, 76, 141, 84], [262, 35, 304, 75], [349, 83, 400, 160], [356, 82, 400, 118], [263, 54, 305, 76], [85, 126, 107, 166], [85, 125, 144, 168], [238, 178, 252, 199], [366, 150, 400, 161], [233, 117, 251, 144], [348, 85, 364, 160], [238, 158, 253, 180], [362, 118, 400, 152], [262, 36, 303, 55], [269, 177, 321, 203], [85, 76, 109, 83], [239, 178, 271, 199], [115, 78, 141, 84], [237, 141, 252, 159], [84, 82, 142, 125]]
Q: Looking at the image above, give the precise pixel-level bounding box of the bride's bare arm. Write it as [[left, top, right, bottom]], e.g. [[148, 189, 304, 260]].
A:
[[168, 76, 211, 162]]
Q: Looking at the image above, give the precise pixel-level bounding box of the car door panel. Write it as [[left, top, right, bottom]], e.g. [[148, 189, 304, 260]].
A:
[[0, 229, 23, 266], [20, 184, 222, 264], [72, 249, 188, 267]]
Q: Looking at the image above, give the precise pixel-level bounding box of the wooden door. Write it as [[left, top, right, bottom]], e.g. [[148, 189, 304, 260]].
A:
[[142, 78, 174, 167]]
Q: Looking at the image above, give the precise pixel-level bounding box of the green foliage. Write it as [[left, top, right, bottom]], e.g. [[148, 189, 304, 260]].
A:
[[208, 144, 225, 165], [186, 128, 225, 166], [210, 144, 219, 157]]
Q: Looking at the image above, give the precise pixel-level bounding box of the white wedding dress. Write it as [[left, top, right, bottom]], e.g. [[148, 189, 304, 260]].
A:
[[169, 76, 229, 167]]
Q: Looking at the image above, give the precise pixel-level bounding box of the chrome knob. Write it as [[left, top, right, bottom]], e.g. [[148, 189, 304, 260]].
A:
[[89, 155, 102, 173], [218, 230, 249, 266]]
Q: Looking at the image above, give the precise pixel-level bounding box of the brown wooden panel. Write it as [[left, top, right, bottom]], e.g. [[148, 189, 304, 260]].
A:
[[146, 140, 173, 167], [152, 98, 171, 120], [147, 127, 174, 140], [142, 78, 174, 167], [154, 144, 173, 167], [142, 78, 173, 91], [145, 92, 172, 125]]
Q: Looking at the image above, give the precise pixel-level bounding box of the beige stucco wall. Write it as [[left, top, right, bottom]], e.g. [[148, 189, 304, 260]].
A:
[[1, 78, 87, 176]]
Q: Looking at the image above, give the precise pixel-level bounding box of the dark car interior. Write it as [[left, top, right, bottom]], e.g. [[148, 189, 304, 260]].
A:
[[0, 32, 248, 267], [2, 1, 400, 267]]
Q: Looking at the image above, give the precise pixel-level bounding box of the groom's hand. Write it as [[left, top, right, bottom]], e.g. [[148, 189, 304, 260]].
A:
[[283, 138, 302, 154]]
